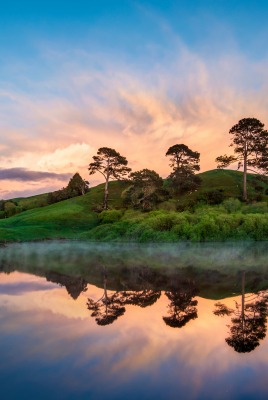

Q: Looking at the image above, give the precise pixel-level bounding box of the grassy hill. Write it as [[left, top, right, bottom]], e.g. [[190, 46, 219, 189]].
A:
[[12, 169, 268, 211], [0, 169, 267, 242]]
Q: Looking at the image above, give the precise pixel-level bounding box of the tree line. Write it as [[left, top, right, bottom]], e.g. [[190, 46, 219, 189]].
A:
[[88, 144, 201, 210], [88, 118, 268, 209], [25, 117, 268, 211]]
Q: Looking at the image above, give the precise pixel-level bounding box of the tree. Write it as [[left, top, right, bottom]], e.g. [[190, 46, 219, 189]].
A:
[[124, 169, 168, 211], [47, 173, 89, 205], [87, 273, 126, 326], [66, 172, 89, 196], [214, 272, 268, 353], [216, 118, 268, 201], [165, 144, 201, 194], [88, 147, 131, 210], [163, 287, 198, 328]]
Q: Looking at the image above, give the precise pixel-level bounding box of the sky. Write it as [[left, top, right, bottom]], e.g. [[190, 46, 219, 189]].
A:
[[1, 0, 268, 198]]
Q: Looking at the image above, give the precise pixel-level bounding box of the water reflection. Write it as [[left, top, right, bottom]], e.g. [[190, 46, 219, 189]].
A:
[[87, 271, 126, 325], [214, 272, 268, 353], [163, 283, 198, 328], [46, 271, 88, 300], [87, 268, 161, 325], [1, 242, 268, 399]]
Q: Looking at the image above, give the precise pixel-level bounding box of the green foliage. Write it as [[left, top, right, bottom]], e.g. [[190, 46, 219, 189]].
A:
[[1, 169, 268, 243], [242, 202, 268, 214], [66, 172, 89, 196], [124, 169, 168, 211], [222, 198, 241, 213], [47, 173, 89, 205], [98, 210, 123, 223], [197, 189, 225, 205], [4, 201, 17, 217]]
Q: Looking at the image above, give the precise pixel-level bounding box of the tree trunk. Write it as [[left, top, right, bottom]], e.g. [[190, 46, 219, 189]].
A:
[[243, 145, 247, 201], [104, 178, 109, 209], [103, 275, 108, 317], [241, 271, 245, 336]]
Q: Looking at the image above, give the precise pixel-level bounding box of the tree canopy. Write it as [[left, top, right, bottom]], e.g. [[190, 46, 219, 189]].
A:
[[66, 172, 89, 196], [166, 144, 200, 174], [88, 147, 131, 209], [166, 144, 201, 194], [124, 169, 168, 211]]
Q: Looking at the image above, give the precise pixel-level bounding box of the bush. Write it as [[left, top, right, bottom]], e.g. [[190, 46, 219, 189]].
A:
[[222, 198, 241, 213], [98, 210, 123, 223], [242, 202, 268, 214], [197, 190, 225, 205]]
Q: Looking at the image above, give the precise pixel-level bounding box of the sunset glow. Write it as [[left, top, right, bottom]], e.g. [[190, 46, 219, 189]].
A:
[[1, 1, 268, 197]]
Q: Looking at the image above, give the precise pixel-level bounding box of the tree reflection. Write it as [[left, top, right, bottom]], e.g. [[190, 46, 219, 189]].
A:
[[87, 272, 126, 326], [214, 271, 268, 353], [163, 284, 198, 328], [117, 290, 161, 308], [87, 268, 161, 326], [46, 271, 88, 300]]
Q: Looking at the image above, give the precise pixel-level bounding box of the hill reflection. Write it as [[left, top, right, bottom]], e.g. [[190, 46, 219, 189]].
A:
[[0, 241, 268, 353]]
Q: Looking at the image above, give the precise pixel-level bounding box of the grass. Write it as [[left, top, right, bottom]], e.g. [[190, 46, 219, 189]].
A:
[[0, 169, 267, 242]]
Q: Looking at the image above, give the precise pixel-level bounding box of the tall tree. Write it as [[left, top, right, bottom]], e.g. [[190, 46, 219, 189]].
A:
[[216, 118, 268, 201], [165, 144, 201, 194], [88, 147, 131, 210]]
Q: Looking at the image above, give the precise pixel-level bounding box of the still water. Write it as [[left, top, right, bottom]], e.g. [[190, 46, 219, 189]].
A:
[[0, 241, 268, 400]]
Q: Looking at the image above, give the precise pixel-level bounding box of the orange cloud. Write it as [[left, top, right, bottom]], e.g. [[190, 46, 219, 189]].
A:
[[1, 44, 268, 197]]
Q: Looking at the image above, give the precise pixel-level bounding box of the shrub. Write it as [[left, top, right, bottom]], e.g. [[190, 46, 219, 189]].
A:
[[242, 202, 268, 214], [222, 198, 241, 213], [198, 190, 225, 205], [98, 210, 123, 223]]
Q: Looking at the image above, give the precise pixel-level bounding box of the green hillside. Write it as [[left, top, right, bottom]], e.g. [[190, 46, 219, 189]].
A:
[[0, 169, 267, 242], [12, 169, 268, 211]]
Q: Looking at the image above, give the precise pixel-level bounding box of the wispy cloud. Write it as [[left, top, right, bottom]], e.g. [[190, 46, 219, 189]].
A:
[[1, 30, 268, 197]]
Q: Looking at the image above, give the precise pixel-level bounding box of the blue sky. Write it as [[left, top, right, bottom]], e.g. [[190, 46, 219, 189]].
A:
[[1, 1, 268, 198]]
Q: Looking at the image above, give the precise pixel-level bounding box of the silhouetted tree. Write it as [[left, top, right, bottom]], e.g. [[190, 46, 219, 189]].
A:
[[87, 273, 126, 325], [88, 147, 131, 209], [166, 144, 201, 194], [216, 118, 268, 201], [163, 285, 198, 328], [214, 272, 268, 353], [117, 289, 161, 308]]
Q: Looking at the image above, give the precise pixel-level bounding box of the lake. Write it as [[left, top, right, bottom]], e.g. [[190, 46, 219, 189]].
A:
[[0, 241, 267, 400]]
